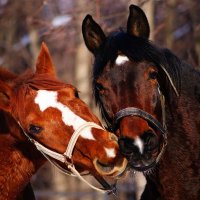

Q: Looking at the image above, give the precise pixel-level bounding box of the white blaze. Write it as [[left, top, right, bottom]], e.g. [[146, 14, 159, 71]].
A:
[[115, 55, 129, 65], [134, 136, 144, 154], [34, 90, 96, 140], [104, 147, 116, 158]]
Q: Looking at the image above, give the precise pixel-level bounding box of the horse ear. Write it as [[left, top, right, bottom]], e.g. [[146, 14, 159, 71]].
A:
[[82, 15, 106, 54], [0, 80, 12, 113], [35, 42, 56, 76], [127, 5, 150, 38]]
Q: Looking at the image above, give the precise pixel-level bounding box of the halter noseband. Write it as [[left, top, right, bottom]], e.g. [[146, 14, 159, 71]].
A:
[[114, 88, 167, 165], [18, 121, 115, 193], [114, 107, 166, 135]]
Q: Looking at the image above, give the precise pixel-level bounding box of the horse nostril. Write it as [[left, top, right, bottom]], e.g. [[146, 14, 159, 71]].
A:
[[143, 152, 151, 160], [141, 130, 159, 150], [118, 137, 138, 155]]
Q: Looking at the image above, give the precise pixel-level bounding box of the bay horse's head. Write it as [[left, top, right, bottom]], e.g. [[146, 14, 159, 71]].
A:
[[0, 43, 127, 184], [82, 5, 179, 172]]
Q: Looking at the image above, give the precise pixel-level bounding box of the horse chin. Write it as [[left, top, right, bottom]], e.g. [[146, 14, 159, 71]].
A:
[[129, 159, 157, 174], [93, 157, 128, 178]]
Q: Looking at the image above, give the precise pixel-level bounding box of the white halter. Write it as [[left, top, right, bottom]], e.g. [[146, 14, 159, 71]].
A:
[[18, 121, 113, 193]]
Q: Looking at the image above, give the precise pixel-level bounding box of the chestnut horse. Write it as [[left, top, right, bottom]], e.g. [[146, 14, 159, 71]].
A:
[[0, 43, 127, 200], [82, 4, 200, 200]]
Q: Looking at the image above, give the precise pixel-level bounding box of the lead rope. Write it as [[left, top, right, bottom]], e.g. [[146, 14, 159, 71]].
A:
[[156, 86, 167, 163], [160, 65, 179, 97], [17, 121, 112, 193], [39, 151, 114, 193], [158, 86, 167, 137]]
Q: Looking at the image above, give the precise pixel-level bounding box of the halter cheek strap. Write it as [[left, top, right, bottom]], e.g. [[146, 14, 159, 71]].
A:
[[17, 121, 114, 193]]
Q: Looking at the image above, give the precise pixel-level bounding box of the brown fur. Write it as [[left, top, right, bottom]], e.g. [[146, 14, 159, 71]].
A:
[[0, 43, 127, 199], [82, 5, 200, 200]]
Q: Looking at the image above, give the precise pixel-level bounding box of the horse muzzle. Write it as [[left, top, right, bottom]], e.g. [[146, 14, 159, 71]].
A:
[[118, 129, 161, 171], [93, 156, 128, 177], [114, 107, 167, 172]]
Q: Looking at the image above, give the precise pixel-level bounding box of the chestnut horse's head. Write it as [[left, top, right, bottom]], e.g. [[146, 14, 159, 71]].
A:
[[82, 5, 179, 171], [0, 43, 127, 184]]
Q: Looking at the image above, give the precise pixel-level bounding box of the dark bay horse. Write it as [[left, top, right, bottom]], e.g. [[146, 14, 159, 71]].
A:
[[0, 43, 127, 200], [82, 5, 200, 200]]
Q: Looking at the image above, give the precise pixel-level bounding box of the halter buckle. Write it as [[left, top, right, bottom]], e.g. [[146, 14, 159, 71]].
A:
[[64, 157, 73, 168]]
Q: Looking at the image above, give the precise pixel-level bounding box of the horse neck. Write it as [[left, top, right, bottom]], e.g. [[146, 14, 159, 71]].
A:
[[158, 63, 200, 199], [0, 116, 45, 199], [166, 62, 200, 145]]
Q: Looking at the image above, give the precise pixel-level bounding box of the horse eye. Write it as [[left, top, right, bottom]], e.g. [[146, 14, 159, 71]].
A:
[[95, 83, 104, 92], [149, 71, 158, 80], [74, 90, 79, 98], [29, 124, 42, 134]]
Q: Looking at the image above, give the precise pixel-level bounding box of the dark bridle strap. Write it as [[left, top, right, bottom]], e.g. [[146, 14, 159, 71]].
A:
[[113, 87, 168, 166], [114, 107, 167, 137], [114, 107, 168, 165]]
